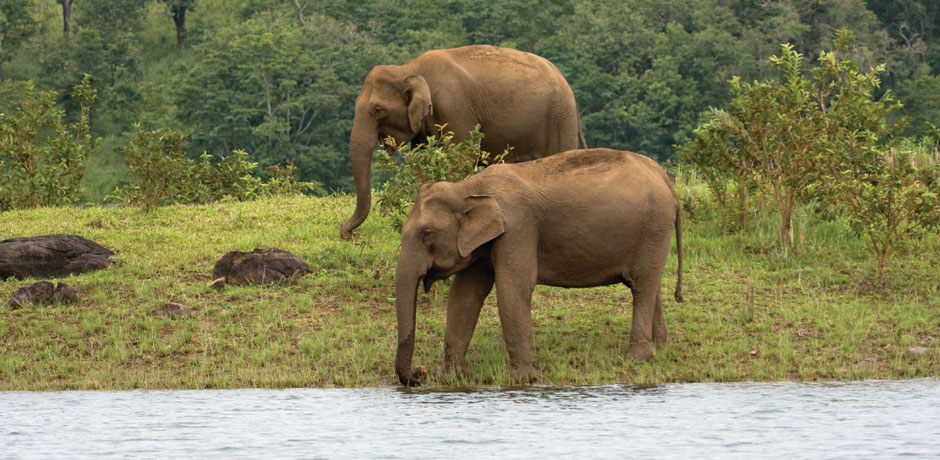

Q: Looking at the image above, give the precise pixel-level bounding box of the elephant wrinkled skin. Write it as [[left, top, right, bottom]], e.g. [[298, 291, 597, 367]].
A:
[[341, 45, 585, 239], [393, 148, 684, 386]]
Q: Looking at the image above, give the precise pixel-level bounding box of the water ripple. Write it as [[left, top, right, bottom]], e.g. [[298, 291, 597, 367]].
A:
[[1, 380, 939, 459]]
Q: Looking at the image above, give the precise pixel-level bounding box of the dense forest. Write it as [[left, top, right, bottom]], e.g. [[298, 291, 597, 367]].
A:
[[1, 0, 938, 201]]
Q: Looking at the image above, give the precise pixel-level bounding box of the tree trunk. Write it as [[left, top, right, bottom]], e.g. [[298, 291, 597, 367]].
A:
[[61, 0, 72, 40], [876, 251, 886, 286], [173, 7, 187, 48], [780, 199, 794, 250], [737, 184, 748, 230]]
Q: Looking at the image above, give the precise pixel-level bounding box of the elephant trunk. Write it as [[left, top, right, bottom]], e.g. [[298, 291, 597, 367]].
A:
[[341, 113, 378, 239], [394, 253, 426, 386]]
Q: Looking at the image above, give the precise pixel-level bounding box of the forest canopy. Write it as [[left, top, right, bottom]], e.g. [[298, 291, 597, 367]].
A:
[[1, 0, 938, 200]]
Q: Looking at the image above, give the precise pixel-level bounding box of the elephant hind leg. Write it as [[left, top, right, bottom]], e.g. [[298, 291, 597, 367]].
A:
[[653, 290, 667, 348], [622, 276, 661, 362]]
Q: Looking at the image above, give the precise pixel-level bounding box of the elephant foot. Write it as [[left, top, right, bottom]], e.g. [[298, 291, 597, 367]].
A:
[[626, 341, 654, 362], [397, 365, 428, 387], [508, 364, 538, 384]]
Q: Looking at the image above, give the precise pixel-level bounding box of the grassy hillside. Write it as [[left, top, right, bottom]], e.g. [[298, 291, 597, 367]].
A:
[[1, 192, 938, 391]]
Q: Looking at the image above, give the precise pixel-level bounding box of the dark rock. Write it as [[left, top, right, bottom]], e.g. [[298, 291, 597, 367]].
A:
[[0, 234, 114, 280], [52, 283, 79, 304], [212, 248, 311, 285], [151, 302, 194, 318], [6, 281, 77, 308], [7, 281, 55, 308]]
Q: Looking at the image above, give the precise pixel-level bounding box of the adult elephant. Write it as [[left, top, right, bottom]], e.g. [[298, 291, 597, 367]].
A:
[[340, 45, 586, 239], [393, 148, 684, 386]]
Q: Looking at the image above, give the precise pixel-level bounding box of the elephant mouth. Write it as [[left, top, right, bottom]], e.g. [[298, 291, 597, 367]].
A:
[[422, 272, 436, 293], [422, 267, 453, 292]]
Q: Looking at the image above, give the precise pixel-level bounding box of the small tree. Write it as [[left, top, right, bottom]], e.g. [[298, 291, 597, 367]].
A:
[[816, 133, 940, 284], [0, 75, 100, 211], [683, 34, 901, 250]]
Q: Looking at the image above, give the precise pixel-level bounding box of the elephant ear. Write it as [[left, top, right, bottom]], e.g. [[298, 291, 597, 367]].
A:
[[457, 196, 506, 258], [405, 75, 433, 134]]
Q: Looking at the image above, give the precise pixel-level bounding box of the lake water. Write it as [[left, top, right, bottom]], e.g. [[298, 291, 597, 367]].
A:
[[2, 379, 939, 459]]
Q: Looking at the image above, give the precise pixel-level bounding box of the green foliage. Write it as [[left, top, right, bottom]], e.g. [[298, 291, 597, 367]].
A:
[[683, 38, 902, 250], [174, 12, 366, 192], [0, 75, 100, 211], [376, 125, 502, 231], [815, 135, 940, 284], [684, 34, 940, 283], [0, 0, 38, 80], [3, 0, 940, 198], [113, 125, 316, 210]]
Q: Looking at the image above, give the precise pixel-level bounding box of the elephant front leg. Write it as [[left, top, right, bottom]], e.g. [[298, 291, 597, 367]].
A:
[[493, 266, 538, 383], [443, 262, 494, 377]]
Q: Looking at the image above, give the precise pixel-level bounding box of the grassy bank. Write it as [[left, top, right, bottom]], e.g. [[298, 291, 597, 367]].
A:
[[1, 193, 938, 391]]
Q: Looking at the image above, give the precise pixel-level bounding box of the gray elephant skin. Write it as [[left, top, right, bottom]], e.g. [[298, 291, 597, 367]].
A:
[[394, 148, 684, 386], [341, 45, 585, 239]]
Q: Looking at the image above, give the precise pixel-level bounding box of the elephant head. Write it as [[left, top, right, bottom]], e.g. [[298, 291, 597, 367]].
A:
[[394, 183, 506, 386], [341, 66, 433, 240]]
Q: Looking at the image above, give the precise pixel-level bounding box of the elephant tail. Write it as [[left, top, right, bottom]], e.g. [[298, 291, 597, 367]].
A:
[[674, 200, 684, 303]]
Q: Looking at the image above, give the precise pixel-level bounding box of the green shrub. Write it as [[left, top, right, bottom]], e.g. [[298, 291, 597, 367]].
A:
[[376, 124, 503, 231], [682, 32, 940, 284], [682, 34, 901, 249], [816, 135, 940, 284], [112, 125, 316, 210], [0, 75, 100, 211]]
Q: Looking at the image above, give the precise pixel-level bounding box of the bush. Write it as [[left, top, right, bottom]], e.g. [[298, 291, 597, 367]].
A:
[[376, 124, 503, 231], [682, 32, 940, 284], [0, 75, 100, 211], [112, 125, 316, 210], [682, 35, 900, 250], [816, 135, 940, 284]]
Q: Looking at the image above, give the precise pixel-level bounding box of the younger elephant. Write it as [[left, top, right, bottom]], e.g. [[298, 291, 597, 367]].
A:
[[394, 148, 683, 386]]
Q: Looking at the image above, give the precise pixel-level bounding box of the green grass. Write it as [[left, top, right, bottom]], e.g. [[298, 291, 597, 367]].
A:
[[1, 192, 938, 391]]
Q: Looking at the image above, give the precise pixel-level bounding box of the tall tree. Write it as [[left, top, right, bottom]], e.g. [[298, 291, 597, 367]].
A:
[[175, 14, 365, 190], [58, 0, 73, 40], [164, 0, 195, 49]]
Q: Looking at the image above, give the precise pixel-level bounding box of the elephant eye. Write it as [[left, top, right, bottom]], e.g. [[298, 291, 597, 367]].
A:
[[421, 229, 434, 245], [373, 106, 386, 118]]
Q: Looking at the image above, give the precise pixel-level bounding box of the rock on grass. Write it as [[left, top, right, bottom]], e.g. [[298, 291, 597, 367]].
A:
[[0, 234, 113, 280], [211, 248, 311, 287]]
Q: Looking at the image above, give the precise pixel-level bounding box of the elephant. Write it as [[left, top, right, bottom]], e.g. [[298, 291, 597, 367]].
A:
[[340, 45, 586, 239], [393, 148, 684, 386]]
